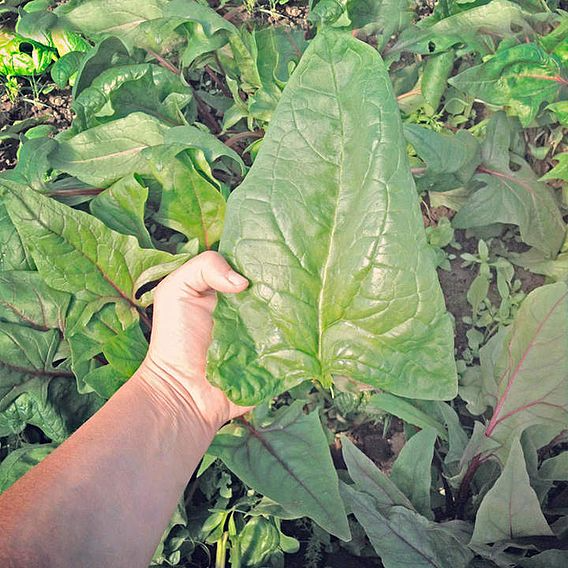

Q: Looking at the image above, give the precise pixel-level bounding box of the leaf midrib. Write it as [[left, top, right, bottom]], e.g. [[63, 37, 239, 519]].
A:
[[316, 48, 345, 379], [10, 189, 138, 309], [240, 418, 339, 527]]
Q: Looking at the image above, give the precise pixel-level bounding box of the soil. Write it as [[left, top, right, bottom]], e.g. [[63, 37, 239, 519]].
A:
[[0, 86, 73, 172], [222, 0, 310, 30]]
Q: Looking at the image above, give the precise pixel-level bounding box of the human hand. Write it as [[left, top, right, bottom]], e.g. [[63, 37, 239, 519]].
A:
[[139, 251, 252, 431]]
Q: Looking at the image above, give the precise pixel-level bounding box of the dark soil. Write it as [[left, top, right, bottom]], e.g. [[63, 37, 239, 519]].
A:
[[0, 86, 73, 172], [222, 0, 310, 30]]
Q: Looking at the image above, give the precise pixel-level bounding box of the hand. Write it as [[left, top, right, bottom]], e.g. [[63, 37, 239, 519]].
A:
[[139, 251, 252, 431]]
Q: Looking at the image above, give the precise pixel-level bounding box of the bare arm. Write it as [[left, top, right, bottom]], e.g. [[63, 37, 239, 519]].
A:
[[0, 252, 251, 568]]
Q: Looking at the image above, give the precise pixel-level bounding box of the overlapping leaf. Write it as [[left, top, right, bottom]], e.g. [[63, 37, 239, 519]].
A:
[[461, 282, 568, 463], [340, 439, 473, 568], [450, 43, 567, 126], [209, 402, 350, 540], [471, 439, 553, 543], [0, 180, 188, 325], [208, 30, 456, 406], [452, 112, 565, 258]]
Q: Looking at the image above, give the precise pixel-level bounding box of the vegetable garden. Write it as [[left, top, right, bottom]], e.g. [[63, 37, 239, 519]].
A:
[[0, 0, 567, 566]]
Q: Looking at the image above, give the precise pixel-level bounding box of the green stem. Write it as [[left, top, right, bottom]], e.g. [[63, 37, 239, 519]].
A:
[[216, 532, 229, 568]]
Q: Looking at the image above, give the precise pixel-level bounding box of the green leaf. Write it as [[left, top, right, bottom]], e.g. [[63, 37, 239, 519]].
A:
[[72, 64, 190, 130], [511, 247, 568, 283], [0, 444, 56, 493], [0, 318, 99, 441], [225, 27, 308, 125], [404, 125, 481, 178], [51, 51, 83, 88], [463, 282, 568, 463], [367, 393, 447, 440], [0, 29, 55, 77], [341, 484, 473, 568], [51, 112, 169, 187], [209, 402, 350, 541], [67, 302, 134, 393], [0, 322, 63, 410], [453, 112, 565, 258], [207, 30, 456, 406], [518, 550, 568, 568], [1, 137, 57, 191], [389, 0, 533, 59], [0, 271, 70, 331], [151, 151, 226, 251], [0, 374, 102, 442], [421, 50, 455, 113], [164, 0, 236, 66], [449, 43, 565, 126], [1, 181, 188, 323], [538, 453, 568, 481], [164, 125, 245, 173], [0, 201, 33, 270], [55, 0, 168, 36], [547, 101, 568, 127], [541, 152, 568, 182], [238, 516, 281, 567], [82, 321, 147, 398], [390, 428, 437, 518], [347, 0, 414, 43], [471, 438, 553, 544], [405, 124, 481, 193], [341, 436, 415, 511], [90, 174, 153, 248]]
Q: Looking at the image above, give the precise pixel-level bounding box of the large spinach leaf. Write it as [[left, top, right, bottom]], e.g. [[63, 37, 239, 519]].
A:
[[207, 30, 456, 405]]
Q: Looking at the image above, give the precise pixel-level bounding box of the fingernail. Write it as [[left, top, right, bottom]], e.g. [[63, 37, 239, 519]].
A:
[[226, 272, 248, 287]]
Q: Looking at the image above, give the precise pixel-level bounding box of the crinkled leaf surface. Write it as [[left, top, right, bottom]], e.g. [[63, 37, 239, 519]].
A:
[[72, 63, 190, 130], [152, 152, 226, 251], [207, 30, 456, 406], [471, 438, 553, 544], [0, 200, 33, 270], [1, 181, 187, 322], [209, 401, 350, 540], [0, 444, 56, 493], [0, 373, 102, 442], [449, 43, 566, 126], [51, 112, 169, 187], [0, 271, 70, 331], [55, 0, 168, 36]]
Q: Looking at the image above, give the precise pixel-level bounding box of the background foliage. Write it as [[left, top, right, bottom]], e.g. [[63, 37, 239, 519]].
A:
[[0, 1, 566, 567]]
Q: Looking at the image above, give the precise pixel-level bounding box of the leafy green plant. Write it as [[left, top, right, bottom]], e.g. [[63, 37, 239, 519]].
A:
[[1, 0, 567, 566], [208, 29, 457, 406]]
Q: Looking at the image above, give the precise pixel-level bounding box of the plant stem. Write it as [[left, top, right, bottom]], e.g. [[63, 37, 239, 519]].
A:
[[215, 532, 229, 568], [194, 91, 221, 133], [145, 49, 180, 76], [223, 130, 264, 148], [455, 453, 483, 519]]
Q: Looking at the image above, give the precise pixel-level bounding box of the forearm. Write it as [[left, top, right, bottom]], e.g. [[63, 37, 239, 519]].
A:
[[0, 367, 216, 568]]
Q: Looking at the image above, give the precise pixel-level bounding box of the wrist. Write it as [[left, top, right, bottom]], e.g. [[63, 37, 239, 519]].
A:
[[134, 359, 225, 435]]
